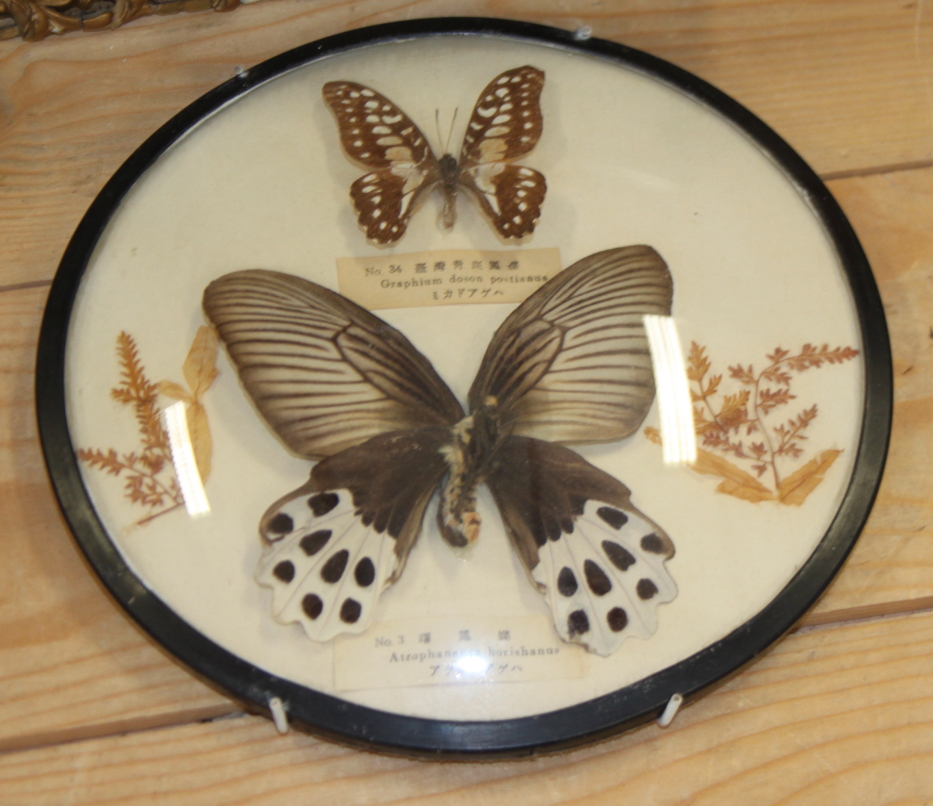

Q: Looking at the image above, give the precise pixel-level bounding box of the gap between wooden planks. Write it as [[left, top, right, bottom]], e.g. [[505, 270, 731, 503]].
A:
[[1, 607, 932, 805]]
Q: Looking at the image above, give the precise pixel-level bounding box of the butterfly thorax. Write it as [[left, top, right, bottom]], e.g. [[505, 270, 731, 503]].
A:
[[437, 404, 504, 548], [437, 153, 460, 231]]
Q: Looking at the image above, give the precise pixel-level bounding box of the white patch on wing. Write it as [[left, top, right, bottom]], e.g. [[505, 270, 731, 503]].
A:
[[389, 162, 430, 204], [256, 489, 400, 641], [477, 138, 508, 162], [469, 162, 506, 214], [531, 499, 676, 656]]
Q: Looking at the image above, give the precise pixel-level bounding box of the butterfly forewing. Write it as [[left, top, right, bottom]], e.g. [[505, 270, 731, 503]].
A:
[[322, 81, 436, 168], [459, 66, 545, 165], [469, 246, 673, 444], [486, 436, 675, 656], [203, 270, 463, 457]]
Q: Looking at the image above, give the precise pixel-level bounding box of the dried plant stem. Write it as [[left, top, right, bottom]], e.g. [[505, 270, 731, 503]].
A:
[[749, 375, 778, 487], [136, 502, 184, 527]]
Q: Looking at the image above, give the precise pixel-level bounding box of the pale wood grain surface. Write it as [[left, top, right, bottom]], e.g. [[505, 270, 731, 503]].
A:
[[1, 0, 932, 802], [2, 609, 933, 805]]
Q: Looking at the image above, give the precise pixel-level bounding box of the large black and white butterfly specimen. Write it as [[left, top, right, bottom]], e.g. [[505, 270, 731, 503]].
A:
[[322, 65, 546, 245], [202, 246, 676, 656]]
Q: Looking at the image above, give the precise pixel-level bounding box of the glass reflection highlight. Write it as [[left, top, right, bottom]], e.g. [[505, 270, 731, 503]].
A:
[[163, 401, 210, 517], [453, 653, 492, 677], [644, 315, 697, 466]]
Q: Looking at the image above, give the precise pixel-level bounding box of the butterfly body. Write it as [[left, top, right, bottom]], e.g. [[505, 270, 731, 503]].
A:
[[324, 66, 547, 243], [204, 246, 678, 655], [435, 153, 461, 231]]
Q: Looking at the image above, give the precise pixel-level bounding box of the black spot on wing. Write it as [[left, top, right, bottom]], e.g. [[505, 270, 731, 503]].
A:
[[607, 607, 628, 632], [583, 560, 612, 596], [637, 578, 659, 600], [273, 561, 295, 583], [309, 492, 340, 516], [340, 598, 362, 624], [300, 530, 332, 556], [568, 609, 590, 636], [302, 594, 323, 620], [530, 516, 548, 547], [597, 506, 629, 530], [602, 540, 635, 571], [354, 557, 375, 587], [641, 533, 666, 554], [267, 512, 293, 537], [557, 566, 578, 596], [321, 549, 350, 583]]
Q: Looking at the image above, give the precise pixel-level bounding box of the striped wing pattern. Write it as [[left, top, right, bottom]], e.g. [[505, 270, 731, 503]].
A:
[[469, 246, 673, 444], [203, 270, 463, 458]]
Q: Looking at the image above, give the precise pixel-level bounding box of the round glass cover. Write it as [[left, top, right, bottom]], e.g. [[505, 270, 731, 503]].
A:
[[37, 18, 891, 756]]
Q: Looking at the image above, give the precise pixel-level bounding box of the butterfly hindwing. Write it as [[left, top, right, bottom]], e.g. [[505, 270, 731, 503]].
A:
[[459, 163, 547, 239], [255, 429, 451, 640], [486, 436, 675, 656], [469, 246, 673, 444], [349, 167, 438, 244], [203, 270, 464, 458]]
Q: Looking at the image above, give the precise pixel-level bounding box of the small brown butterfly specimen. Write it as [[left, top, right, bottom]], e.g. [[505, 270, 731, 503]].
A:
[[323, 66, 547, 244]]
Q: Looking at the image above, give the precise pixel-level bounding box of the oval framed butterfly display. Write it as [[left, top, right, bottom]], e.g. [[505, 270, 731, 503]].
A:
[[37, 18, 891, 756]]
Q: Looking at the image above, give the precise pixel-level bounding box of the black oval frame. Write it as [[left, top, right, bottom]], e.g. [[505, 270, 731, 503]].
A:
[[36, 17, 892, 758]]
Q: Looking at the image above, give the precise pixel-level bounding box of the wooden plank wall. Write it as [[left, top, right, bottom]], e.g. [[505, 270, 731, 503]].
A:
[[1, 1, 931, 802]]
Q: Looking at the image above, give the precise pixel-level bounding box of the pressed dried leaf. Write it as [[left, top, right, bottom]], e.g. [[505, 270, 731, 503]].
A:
[[758, 387, 795, 414], [728, 364, 755, 385], [184, 326, 219, 399], [157, 380, 190, 402], [687, 342, 710, 382], [186, 401, 212, 481], [718, 389, 749, 429], [715, 479, 776, 503], [777, 449, 842, 505], [691, 448, 775, 502]]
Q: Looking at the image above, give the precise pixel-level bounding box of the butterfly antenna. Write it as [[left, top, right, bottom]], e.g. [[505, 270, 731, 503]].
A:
[[446, 107, 459, 154]]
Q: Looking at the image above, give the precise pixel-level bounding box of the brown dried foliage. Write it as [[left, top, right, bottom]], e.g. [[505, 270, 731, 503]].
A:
[[78, 329, 218, 526], [654, 341, 858, 505]]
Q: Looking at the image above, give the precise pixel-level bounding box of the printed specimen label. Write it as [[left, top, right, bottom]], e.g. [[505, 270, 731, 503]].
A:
[[333, 615, 584, 691], [336, 248, 562, 310]]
